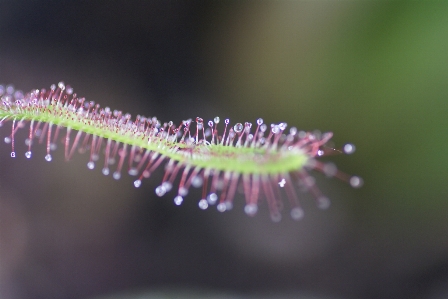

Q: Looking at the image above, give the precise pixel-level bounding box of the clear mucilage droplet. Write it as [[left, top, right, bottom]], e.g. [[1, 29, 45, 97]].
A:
[[174, 196, 183, 205], [198, 199, 208, 210], [134, 180, 142, 188], [233, 123, 243, 133]]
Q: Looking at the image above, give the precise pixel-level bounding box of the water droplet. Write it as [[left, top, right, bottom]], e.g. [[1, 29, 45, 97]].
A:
[[4, 137, 11, 144], [323, 163, 337, 177], [50, 143, 57, 151], [58, 81, 65, 90], [290, 207, 304, 220], [191, 176, 203, 188], [278, 178, 286, 187], [45, 154, 52, 162], [66, 85, 73, 94], [317, 196, 331, 209], [162, 181, 172, 192], [214, 116, 220, 124], [25, 151, 32, 159], [271, 125, 280, 134], [290, 127, 297, 135], [134, 180, 142, 188], [344, 143, 356, 154], [298, 131, 307, 138], [208, 120, 213, 127], [278, 122, 287, 130], [244, 204, 258, 216], [350, 176, 363, 188], [87, 161, 95, 169], [257, 118, 263, 125], [207, 193, 218, 205], [6, 84, 14, 94], [174, 196, 183, 205], [128, 168, 138, 176], [113, 172, 121, 180], [178, 187, 188, 196], [217, 203, 226, 212], [102, 168, 110, 175], [303, 176, 316, 187], [155, 185, 166, 197], [198, 199, 208, 210], [233, 123, 243, 133], [270, 212, 282, 222], [317, 150, 324, 156], [224, 119, 229, 125], [10, 152, 15, 158], [260, 124, 267, 133]]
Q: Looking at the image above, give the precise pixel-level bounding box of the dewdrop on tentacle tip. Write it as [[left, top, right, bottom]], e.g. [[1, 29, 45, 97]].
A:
[[0, 82, 363, 221]]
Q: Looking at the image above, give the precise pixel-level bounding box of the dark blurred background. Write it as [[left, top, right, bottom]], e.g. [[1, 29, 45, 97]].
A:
[[1, 1, 448, 299]]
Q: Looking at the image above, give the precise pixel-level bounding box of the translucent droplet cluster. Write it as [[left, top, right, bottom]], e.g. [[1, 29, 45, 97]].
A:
[[0, 82, 363, 221]]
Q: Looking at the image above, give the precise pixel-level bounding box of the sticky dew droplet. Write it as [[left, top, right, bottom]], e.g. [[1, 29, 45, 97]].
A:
[[191, 176, 203, 188], [317, 196, 331, 210], [244, 204, 258, 216], [198, 199, 208, 210], [102, 168, 110, 175], [207, 193, 218, 205], [270, 212, 282, 222], [87, 161, 95, 169], [233, 123, 243, 133], [134, 180, 141, 188], [174, 196, 183, 206], [344, 143, 356, 154], [290, 207, 304, 220], [25, 151, 32, 159], [10, 152, 15, 158], [45, 154, 52, 162], [162, 181, 172, 192], [178, 187, 188, 197], [128, 168, 138, 176], [278, 178, 286, 187], [217, 203, 226, 212], [113, 172, 121, 180], [323, 163, 337, 177], [155, 185, 166, 197], [350, 176, 363, 188], [278, 122, 287, 131]]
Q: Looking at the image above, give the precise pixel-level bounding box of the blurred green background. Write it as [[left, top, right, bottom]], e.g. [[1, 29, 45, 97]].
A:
[[1, 1, 447, 299]]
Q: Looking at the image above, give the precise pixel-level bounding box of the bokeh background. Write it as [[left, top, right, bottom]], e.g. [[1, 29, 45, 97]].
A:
[[1, 1, 448, 299]]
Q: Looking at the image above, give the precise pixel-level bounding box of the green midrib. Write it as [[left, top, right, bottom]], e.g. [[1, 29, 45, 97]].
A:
[[0, 108, 309, 175]]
